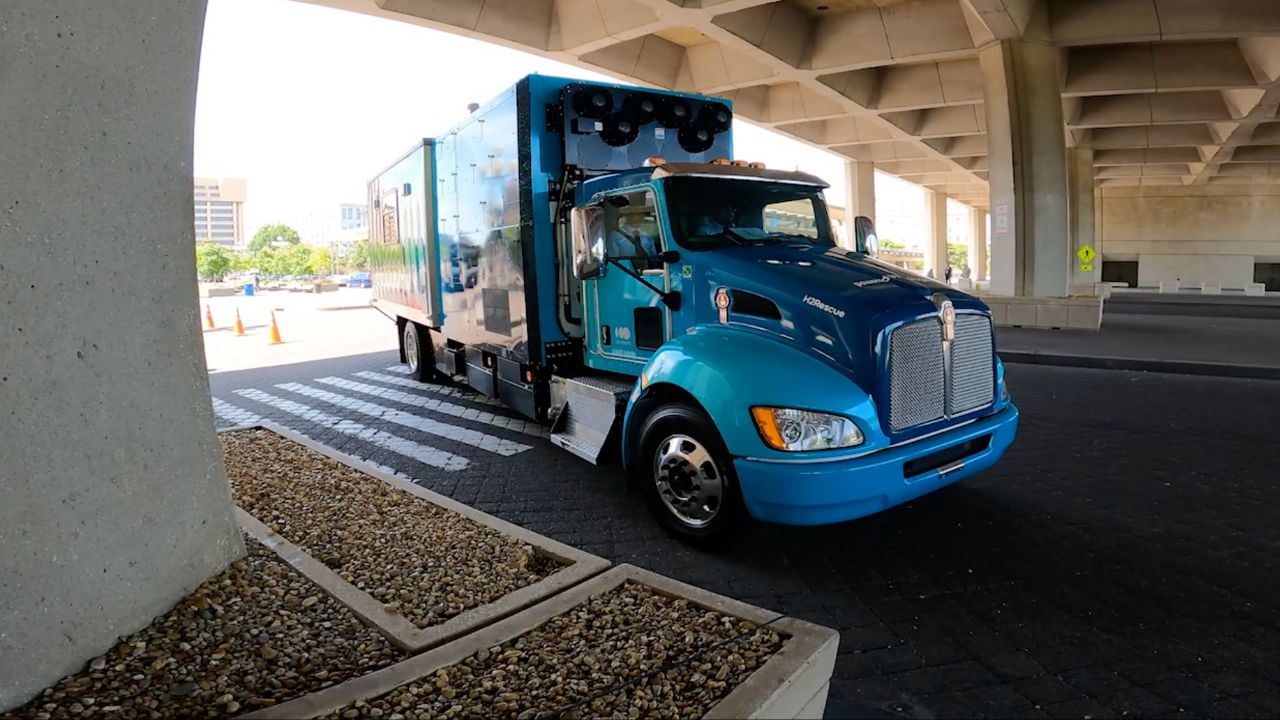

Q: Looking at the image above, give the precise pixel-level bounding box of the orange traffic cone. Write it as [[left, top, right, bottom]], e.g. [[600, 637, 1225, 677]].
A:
[[234, 308, 246, 337], [267, 311, 283, 345], [204, 305, 216, 331]]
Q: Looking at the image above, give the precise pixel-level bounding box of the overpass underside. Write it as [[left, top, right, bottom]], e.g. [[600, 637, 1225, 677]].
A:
[[309, 0, 1280, 297]]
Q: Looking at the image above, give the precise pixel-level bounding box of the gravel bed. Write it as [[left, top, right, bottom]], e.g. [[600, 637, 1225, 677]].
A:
[[221, 429, 562, 629], [7, 538, 399, 720], [328, 582, 783, 720]]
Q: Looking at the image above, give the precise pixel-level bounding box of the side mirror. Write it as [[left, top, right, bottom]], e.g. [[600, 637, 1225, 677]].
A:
[[854, 216, 878, 256], [571, 206, 606, 279], [658, 250, 680, 264]]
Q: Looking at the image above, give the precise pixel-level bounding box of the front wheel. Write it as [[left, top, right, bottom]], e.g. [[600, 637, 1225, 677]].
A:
[[637, 403, 745, 545], [401, 320, 432, 383]]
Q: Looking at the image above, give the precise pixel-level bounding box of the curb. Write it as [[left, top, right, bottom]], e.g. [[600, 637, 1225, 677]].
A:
[[241, 564, 839, 720], [221, 423, 612, 654], [999, 351, 1280, 380]]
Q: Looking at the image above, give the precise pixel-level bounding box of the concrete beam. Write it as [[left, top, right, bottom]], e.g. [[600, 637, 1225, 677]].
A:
[[1063, 41, 1258, 96], [1052, 0, 1280, 46], [959, 0, 1041, 41]]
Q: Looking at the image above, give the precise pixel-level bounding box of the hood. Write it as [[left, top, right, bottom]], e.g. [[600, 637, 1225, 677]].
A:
[[697, 243, 988, 389]]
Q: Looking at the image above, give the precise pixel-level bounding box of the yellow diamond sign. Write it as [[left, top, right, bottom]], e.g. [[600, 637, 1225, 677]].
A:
[[1076, 244, 1096, 264]]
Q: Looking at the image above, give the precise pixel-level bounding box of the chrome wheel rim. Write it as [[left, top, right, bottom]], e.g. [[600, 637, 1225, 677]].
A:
[[654, 434, 723, 528], [404, 324, 420, 374]]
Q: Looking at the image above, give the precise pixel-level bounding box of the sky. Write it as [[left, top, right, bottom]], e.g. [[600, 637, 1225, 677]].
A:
[[194, 0, 947, 247]]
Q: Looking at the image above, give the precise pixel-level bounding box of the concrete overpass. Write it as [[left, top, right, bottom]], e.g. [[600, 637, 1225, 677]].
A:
[[5, 0, 1280, 708], [309, 0, 1280, 298]]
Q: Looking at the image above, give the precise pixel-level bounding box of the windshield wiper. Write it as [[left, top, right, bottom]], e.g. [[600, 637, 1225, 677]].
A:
[[765, 232, 818, 243]]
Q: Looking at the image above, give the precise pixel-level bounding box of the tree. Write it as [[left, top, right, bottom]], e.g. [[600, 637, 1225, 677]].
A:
[[195, 243, 235, 281], [248, 223, 301, 253], [344, 240, 371, 272], [947, 242, 970, 273], [879, 238, 904, 250], [279, 245, 313, 277], [306, 246, 334, 276]]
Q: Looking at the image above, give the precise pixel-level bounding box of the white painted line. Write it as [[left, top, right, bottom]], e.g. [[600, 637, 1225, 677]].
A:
[[315, 376, 548, 438], [276, 383, 532, 457], [212, 397, 263, 427], [232, 388, 469, 472], [384, 365, 410, 375], [369, 370, 507, 408]]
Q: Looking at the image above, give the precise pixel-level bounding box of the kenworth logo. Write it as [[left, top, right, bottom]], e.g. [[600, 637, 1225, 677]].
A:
[[803, 295, 846, 318], [852, 274, 892, 288]]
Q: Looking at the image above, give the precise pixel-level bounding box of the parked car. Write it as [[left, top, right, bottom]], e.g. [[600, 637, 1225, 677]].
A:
[[349, 271, 372, 288]]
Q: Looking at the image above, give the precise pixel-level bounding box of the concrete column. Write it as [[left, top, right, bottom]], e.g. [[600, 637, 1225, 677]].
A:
[[979, 29, 1071, 297], [969, 209, 989, 282], [925, 190, 949, 281], [0, 2, 244, 710], [842, 160, 875, 250], [1068, 147, 1099, 287], [844, 160, 876, 224]]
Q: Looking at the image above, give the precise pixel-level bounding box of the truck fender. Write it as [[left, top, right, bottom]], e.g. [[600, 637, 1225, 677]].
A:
[[622, 325, 882, 468]]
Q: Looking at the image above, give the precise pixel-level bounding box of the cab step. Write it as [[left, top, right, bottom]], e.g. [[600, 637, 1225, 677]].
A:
[[548, 374, 637, 465]]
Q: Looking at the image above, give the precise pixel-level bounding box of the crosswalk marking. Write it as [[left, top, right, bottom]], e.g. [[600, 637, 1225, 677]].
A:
[[369, 369, 508, 408], [212, 397, 262, 427], [232, 388, 469, 471], [314, 376, 548, 438], [276, 383, 532, 457]]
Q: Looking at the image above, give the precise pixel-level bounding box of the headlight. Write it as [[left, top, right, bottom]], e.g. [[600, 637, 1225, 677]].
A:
[[1000, 380, 1010, 402], [750, 407, 864, 452]]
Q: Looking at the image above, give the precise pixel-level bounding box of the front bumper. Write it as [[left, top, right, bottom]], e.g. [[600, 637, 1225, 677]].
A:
[[735, 405, 1019, 526]]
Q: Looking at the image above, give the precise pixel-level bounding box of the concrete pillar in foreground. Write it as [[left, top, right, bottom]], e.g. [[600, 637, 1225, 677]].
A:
[[979, 31, 1071, 297], [843, 159, 876, 226], [0, 1, 244, 710], [1068, 147, 1099, 288], [969, 208, 989, 282], [925, 190, 949, 281]]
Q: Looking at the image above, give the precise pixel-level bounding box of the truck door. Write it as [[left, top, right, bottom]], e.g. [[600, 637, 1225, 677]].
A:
[[583, 188, 669, 372]]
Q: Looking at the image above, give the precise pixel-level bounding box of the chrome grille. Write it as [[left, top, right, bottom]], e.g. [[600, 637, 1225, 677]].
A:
[[949, 314, 995, 415], [888, 320, 945, 431], [888, 313, 994, 432]]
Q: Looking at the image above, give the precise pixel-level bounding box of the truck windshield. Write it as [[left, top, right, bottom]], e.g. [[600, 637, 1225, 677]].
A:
[[663, 176, 836, 251]]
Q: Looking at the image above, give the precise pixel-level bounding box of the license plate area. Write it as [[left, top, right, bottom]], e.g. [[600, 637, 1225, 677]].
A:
[[903, 434, 991, 479]]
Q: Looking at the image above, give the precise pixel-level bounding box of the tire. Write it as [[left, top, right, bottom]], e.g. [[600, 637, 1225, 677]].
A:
[[401, 320, 433, 383], [637, 403, 745, 545]]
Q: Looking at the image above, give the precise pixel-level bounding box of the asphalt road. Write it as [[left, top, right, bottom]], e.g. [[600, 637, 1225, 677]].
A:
[[209, 353, 1280, 719]]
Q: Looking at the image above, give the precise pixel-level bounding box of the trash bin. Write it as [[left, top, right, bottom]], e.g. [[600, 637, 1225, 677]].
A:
[[243, 283, 255, 297]]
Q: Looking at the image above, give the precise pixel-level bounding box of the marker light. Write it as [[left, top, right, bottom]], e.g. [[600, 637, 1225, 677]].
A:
[[710, 157, 731, 165], [750, 408, 864, 452], [749, 161, 766, 169], [715, 287, 730, 324], [731, 159, 750, 167], [643, 156, 667, 167]]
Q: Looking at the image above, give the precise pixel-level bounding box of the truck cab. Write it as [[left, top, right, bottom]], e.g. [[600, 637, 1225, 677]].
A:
[[369, 75, 1018, 542]]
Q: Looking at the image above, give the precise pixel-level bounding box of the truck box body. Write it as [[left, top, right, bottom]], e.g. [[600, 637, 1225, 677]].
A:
[[370, 76, 732, 415], [370, 74, 1019, 537]]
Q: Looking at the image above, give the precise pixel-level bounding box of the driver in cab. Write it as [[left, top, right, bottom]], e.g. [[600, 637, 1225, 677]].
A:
[[608, 212, 661, 271]]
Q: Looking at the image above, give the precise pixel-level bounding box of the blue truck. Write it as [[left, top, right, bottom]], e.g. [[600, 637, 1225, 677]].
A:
[[369, 75, 1019, 542]]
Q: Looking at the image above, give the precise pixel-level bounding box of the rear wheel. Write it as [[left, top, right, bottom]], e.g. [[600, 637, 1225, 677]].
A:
[[401, 320, 432, 382], [637, 403, 745, 545]]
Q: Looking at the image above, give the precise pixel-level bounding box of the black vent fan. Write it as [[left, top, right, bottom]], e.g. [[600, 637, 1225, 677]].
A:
[[571, 87, 613, 120], [622, 93, 659, 125], [698, 103, 733, 133], [657, 97, 694, 128], [600, 113, 641, 147], [678, 124, 715, 153]]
